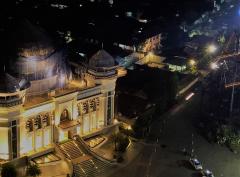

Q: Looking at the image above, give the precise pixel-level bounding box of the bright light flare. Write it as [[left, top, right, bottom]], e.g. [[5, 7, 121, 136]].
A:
[[127, 125, 132, 130], [206, 44, 217, 54], [185, 92, 195, 101], [113, 119, 118, 124], [210, 62, 219, 70], [189, 59, 196, 66]]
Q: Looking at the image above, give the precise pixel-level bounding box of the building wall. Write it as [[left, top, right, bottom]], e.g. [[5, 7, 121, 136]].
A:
[[0, 127, 9, 160], [0, 73, 119, 161]]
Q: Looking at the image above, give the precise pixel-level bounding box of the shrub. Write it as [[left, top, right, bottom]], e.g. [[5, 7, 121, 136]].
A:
[[26, 164, 41, 177], [1, 164, 17, 177], [110, 132, 130, 152]]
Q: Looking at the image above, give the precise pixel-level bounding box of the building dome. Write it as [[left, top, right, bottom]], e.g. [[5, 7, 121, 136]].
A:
[[12, 19, 54, 58], [5, 19, 71, 96], [0, 73, 30, 93], [89, 50, 115, 68]]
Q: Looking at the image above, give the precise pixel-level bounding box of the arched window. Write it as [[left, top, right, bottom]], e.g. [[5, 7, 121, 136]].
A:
[[26, 119, 33, 132], [42, 113, 50, 127], [34, 115, 42, 129], [89, 99, 96, 112], [60, 109, 70, 122]]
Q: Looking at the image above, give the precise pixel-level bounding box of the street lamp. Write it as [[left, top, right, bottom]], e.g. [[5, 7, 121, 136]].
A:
[[206, 44, 217, 54], [189, 59, 196, 66], [127, 125, 132, 130], [113, 119, 118, 124], [210, 62, 219, 70]]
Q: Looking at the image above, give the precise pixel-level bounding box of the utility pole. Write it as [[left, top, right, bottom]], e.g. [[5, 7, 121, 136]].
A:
[[230, 65, 238, 118], [191, 133, 194, 157]]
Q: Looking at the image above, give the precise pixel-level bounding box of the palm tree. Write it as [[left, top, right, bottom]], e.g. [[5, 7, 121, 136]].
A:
[[1, 163, 17, 177], [26, 164, 41, 177]]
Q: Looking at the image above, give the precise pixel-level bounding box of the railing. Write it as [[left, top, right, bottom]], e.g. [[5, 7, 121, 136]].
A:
[[88, 69, 117, 78], [73, 135, 116, 164], [0, 98, 22, 107]]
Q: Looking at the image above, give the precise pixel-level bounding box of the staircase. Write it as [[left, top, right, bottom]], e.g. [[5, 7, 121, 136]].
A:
[[58, 140, 84, 160], [58, 138, 115, 177], [73, 157, 113, 177]]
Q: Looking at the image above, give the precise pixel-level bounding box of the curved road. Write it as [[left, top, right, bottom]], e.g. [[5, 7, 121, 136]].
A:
[[110, 91, 240, 177]]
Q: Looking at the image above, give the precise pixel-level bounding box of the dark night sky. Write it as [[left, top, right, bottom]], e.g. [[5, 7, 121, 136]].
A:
[[0, 0, 213, 48]]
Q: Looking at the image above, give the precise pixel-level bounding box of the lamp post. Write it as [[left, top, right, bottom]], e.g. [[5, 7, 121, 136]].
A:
[[206, 44, 217, 54], [191, 133, 194, 157], [210, 62, 219, 70], [189, 59, 196, 66]]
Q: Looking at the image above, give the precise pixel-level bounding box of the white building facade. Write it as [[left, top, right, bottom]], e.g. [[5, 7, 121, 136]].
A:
[[0, 20, 126, 161]]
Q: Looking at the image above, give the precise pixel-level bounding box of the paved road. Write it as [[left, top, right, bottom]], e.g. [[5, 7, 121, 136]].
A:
[[110, 91, 240, 177]]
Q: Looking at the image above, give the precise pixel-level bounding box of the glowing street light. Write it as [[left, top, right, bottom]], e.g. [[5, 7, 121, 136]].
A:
[[210, 62, 219, 70], [113, 119, 118, 124], [189, 59, 196, 66], [206, 44, 217, 54], [127, 125, 132, 130]]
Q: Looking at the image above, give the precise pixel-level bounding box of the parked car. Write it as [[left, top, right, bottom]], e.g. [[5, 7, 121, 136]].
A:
[[189, 158, 203, 170], [201, 169, 214, 177]]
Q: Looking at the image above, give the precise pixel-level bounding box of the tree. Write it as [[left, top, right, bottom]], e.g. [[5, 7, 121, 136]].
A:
[[110, 132, 130, 152], [26, 164, 41, 177], [110, 132, 120, 151], [1, 163, 17, 177]]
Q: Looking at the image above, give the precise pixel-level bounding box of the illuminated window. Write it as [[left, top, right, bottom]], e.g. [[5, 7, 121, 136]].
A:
[[26, 119, 33, 132], [34, 115, 42, 129], [60, 109, 70, 122], [42, 113, 50, 127], [107, 92, 112, 125]]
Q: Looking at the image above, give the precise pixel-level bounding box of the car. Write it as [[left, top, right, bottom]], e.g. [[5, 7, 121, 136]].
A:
[[201, 169, 214, 177], [189, 158, 203, 170]]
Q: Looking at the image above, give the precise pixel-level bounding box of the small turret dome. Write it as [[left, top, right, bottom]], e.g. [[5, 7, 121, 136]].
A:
[[0, 73, 30, 93], [89, 50, 115, 68]]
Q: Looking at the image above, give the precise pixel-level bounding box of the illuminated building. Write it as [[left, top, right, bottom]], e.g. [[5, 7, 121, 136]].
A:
[[0, 20, 126, 161]]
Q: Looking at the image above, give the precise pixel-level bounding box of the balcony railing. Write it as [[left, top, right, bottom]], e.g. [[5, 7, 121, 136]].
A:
[[0, 97, 22, 107]]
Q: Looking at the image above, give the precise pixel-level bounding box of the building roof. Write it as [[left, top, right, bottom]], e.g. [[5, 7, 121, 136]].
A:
[[89, 49, 116, 68], [0, 73, 30, 93]]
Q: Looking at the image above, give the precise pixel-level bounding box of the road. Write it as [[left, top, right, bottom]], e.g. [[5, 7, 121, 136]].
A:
[[110, 89, 240, 177]]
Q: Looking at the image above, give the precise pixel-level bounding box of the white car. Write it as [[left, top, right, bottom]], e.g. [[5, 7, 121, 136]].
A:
[[201, 169, 214, 177], [189, 158, 203, 170]]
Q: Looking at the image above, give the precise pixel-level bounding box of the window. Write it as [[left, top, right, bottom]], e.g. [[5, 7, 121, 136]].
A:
[[34, 115, 42, 129], [11, 120, 17, 126], [60, 109, 70, 122], [107, 92, 112, 125], [26, 119, 33, 132], [11, 120, 17, 159], [42, 113, 50, 127]]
